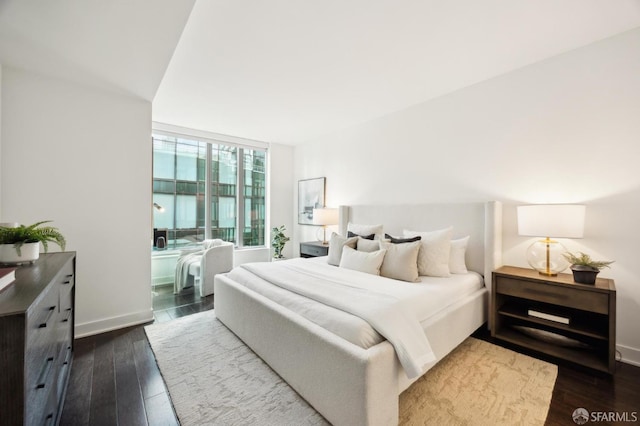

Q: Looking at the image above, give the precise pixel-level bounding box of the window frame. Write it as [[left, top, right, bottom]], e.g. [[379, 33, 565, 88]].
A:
[[152, 124, 269, 249]]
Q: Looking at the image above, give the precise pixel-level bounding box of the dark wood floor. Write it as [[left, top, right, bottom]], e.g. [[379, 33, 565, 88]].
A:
[[60, 285, 212, 426], [61, 291, 640, 425]]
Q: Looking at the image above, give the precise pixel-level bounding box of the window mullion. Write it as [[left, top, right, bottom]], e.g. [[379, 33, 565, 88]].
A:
[[205, 143, 212, 239], [237, 148, 245, 248]]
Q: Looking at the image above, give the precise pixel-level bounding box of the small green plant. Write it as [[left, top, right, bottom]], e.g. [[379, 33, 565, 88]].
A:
[[271, 225, 290, 259], [563, 251, 614, 270], [0, 221, 66, 255]]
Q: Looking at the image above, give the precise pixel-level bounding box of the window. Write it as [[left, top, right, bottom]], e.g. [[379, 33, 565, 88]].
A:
[[152, 133, 267, 248]]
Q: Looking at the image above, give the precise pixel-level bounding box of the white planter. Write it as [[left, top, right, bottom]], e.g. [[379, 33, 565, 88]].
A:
[[0, 242, 40, 265]]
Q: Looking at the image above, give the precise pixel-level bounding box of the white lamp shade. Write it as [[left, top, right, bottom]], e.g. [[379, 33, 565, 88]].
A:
[[517, 204, 585, 238], [312, 208, 339, 226]]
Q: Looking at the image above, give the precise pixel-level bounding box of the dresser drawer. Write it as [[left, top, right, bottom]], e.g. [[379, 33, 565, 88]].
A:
[[57, 259, 75, 300], [496, 276, 609, 314]]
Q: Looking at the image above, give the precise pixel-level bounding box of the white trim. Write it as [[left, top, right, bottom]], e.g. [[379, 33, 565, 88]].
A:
[[75, 309, 154, 338], [152, 121, 269, 150], [618, 343, 640, 367]]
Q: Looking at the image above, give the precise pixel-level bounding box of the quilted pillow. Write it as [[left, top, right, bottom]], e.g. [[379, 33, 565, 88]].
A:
[[347, 223, 384, 240], [403, 227, 453, 277], [449, 236, 470, 274]]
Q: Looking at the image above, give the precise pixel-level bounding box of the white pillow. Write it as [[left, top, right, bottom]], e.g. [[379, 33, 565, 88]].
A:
[[327, 233, 358, 266], [356, 237, 381, 253], [403, 227, 453, 277], [379, 241, 421, 282], [449, 236, 470, 274], [347, 222, 384, 240], [339, 246, 386, 275]]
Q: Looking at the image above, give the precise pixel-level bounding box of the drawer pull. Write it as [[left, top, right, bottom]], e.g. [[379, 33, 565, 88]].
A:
[[62, 280, 72, 285], [36, 357, 54, 389], [44, 413, 54, 426], [38, 306, 56, 328], [522, 288, 568, 300], [63, 345, 72, 365], [62, 308, 72, 323], [66, 274, 73, 278]]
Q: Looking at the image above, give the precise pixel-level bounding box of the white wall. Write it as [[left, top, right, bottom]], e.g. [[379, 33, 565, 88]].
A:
[[0, 67, 153, 337], [0, 64, 2, 206], [269, 143, 295, 259], [294, 29, 640, 365]]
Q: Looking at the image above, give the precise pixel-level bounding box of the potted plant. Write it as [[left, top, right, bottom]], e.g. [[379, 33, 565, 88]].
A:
[[562, 251, 614, 285], [0, 221, 66, 265], [271, 225, 290, 259]]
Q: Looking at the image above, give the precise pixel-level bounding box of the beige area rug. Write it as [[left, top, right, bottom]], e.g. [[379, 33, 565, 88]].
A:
[[145, 310, 557, 426]]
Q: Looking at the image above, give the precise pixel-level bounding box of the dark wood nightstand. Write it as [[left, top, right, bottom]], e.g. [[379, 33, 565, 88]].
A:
[[491, 265, 616, 374], [300, 241, 329, 258]]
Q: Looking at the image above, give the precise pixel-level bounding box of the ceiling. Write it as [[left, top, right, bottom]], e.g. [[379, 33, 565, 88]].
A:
[[0, 0, 195, 100], [1, 1, 639, 145], [153, 0, 640, 145]]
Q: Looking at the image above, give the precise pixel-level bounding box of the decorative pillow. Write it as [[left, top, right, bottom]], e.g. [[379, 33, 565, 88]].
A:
[[347, 231, 375, 240], [327, 233, 358, 266], [449, 236, 470, 274], [347, 223, 384, 240], [384, 234, 422, 244], [379, 241, 421, 282], [403, 227, 453, 277], [339, 246, 386, 275], [357, 237, 380, 253]]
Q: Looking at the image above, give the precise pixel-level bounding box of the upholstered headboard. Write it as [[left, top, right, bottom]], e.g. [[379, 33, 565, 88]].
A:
[[338, 201, 503, 288]]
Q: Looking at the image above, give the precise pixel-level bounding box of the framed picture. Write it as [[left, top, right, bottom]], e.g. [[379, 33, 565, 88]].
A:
[[298, 177, 326, 225]]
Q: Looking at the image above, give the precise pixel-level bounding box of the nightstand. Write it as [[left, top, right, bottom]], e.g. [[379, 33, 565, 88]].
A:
[[300, 241, 329, 258], [491, 266, 616, 374]]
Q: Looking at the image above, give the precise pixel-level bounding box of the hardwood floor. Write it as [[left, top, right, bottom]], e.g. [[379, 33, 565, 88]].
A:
[[60, 286, 212, 426], [61, 294, 640, 425]]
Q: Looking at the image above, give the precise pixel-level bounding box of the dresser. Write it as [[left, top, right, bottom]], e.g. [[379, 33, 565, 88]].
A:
[[0, 252, 76, 425], [300, 241, 329, 258], [491, 266, 616, 374]]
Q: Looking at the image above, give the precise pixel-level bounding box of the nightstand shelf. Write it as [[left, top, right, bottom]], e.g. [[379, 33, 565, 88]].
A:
[[496, 303, 609, 340], [494, 327, 609, 372], [492, 266, 616, 374]]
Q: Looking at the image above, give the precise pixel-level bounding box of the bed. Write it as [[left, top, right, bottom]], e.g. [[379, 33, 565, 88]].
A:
[[214, 201, 503, 426]]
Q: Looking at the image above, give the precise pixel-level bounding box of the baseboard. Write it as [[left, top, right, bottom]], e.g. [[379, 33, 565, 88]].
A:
[[618, 343, 640, 367], [75, 309, 154, 339]]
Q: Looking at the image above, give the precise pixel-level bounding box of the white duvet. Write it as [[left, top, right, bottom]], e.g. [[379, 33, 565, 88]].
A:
[[226, 257, 483, 379]]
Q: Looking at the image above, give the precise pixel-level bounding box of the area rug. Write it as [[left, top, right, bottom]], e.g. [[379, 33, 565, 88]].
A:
[[145, 310, 557, 426]]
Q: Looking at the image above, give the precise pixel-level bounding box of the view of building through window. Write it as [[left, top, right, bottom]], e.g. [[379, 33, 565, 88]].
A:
[[152, 133, 266, 248]]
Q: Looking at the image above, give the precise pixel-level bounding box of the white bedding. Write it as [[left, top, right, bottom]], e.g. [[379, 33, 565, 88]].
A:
[[225, 257, 483, 378]]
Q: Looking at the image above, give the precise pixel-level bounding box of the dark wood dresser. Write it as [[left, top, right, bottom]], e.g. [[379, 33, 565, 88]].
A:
[[0, 252, 76, 425]]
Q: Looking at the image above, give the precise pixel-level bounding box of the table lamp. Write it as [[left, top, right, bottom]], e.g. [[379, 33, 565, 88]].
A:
[[312, 208, 339, 245], [517, 204, 585, 276]]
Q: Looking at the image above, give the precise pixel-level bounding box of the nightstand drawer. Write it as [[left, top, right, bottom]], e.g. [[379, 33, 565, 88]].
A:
[[300, 242, 329, 258], [496, 277, 609, 314]]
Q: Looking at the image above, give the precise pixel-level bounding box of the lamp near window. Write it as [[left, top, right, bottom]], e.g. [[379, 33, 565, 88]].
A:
[[153, 202, 165, 212], [517, 204, 585, 276], [312, 208, 339, 245]]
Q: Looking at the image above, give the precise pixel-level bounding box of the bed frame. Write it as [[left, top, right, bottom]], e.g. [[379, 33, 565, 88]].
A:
[[214, 201, 502, 426]]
